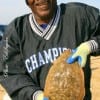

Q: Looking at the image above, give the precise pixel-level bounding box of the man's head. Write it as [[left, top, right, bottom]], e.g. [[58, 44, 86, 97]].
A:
[[26, 0, 57, 24]]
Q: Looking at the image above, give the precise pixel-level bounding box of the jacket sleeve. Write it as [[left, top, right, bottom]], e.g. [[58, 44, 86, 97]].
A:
[[0, 21, 41, 100], [86, 6, 100, 55]]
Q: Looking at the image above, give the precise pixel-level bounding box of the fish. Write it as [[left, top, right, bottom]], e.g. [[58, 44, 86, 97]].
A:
[[44, 50, 85, 100]]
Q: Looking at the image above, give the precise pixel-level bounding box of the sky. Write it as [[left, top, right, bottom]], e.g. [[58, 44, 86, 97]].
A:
[[0, 0, 100, 25]]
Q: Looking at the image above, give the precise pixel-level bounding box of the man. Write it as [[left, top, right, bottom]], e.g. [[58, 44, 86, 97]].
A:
[[0, 0, 100, 100]]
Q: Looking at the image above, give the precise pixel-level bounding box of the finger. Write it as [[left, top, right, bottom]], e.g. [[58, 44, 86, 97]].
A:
[[67, 56, 77, 63], [80, 56, 87, 67], [72, 48, 77, 53], [43, 97, 49, 100], [77, 56, 82, 66]]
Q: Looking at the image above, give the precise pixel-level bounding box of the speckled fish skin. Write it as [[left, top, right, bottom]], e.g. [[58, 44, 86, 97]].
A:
[[44, 50, 85, 100]]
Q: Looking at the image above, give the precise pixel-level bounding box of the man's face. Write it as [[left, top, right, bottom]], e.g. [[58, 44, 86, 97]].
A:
[[27, 0, 57, 21]]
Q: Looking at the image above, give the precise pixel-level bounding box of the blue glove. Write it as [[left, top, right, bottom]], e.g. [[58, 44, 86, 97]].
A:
[[67, 42, 91, 67], [43, 97, 49, 100]]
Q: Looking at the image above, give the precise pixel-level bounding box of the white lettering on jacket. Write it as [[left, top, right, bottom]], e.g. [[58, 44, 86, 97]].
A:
[[25, 47, 68, 73]]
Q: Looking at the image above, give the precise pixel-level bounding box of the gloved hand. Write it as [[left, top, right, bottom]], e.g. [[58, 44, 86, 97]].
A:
[[33, 90, 49, 100], [67, 42, 91, 67]]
